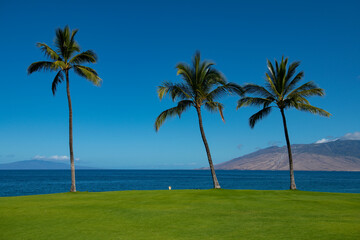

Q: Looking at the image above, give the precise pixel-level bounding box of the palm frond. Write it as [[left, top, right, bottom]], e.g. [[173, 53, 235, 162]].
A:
[[157, 82, 192, 101], [203, 68, 226, 86], [67, 28, 80, 59], [176, 63, 194, 87], [265, 73, 280, 97], [70, 50, 97, 64], [294, 103, 331, 117], [68, 42, 80, 58], [287, 81, 320, 98], [69, 28, 79, 47], [73, 65, 102, 85], [284, 71, 304, 95], [27, 61, 55, 74], [52, 70, 64, 95], [225, 82, 244, 96], [192, 51, 201, 81], [204, 101, 225, 122], [208, 83, 244, 101], [284, 97, 306, 109], [243, 83, 273, 98], [290, 88, 325, 99], [285, 61, 300, 82], [237, 97, 273, 109], [154, 100, 193, 131], [267, 59, 276, 81], [249, 106, 272, 128], [36, 43, 60, 61], [54, 26, 80, 61], [52, 60, 67, 70], [200, 62, 217, 85], [55, 27, 67, 59], [284, 96, 310, 109]]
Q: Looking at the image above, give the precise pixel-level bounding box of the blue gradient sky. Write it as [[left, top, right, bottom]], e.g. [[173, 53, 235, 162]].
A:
[[0, 0, 359, 168]]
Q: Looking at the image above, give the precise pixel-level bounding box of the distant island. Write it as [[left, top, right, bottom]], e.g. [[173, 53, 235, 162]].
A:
[[0, 160, 94, 170], [209, 140, 360, 171]]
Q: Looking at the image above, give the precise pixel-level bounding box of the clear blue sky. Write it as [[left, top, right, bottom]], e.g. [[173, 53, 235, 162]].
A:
[[0, 0, 359, 169]]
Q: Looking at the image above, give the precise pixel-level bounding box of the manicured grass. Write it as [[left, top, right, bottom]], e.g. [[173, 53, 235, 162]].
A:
[[0, 189, 359, 239]]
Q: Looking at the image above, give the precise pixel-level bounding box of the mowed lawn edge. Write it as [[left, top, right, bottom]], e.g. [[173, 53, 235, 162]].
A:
[[1, 189, 359, 240]]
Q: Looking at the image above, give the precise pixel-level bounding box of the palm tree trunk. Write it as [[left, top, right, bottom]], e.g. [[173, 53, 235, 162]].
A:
[[195, 106, 221, 189], [280, 108, 296, 190], [66, 70, 76, 192]]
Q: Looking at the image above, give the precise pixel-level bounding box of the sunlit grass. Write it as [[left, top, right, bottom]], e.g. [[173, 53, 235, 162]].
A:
[[0, 189, 359, 240]]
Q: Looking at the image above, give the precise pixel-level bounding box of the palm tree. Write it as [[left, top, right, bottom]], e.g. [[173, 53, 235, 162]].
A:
[[155, 52, 243, 189], [237, 57, 330, 190], [28, 26, 101, 192]]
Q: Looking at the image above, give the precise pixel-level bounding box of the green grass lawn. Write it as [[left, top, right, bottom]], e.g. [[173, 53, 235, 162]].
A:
[[0, 189, 359, 240]]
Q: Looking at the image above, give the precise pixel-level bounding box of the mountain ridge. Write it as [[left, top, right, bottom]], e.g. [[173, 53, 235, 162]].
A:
[[212, 140, 360, 171]]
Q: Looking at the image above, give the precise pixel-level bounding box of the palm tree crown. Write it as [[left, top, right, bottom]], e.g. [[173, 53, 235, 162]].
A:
[[28, 25, 101, 93], [155, 51, 243, 130], [237, 57, 330, 127]]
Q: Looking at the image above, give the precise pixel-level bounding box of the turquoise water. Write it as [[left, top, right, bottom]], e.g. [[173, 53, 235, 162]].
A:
[[0, 170, 359, 197]]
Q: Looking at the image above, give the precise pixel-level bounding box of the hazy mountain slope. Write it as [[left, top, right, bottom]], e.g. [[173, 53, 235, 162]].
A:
[[214, 140, 360, 171]]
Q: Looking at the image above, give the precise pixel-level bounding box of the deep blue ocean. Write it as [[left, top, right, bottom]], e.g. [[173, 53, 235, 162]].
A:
[[0, 170, 359, 197]]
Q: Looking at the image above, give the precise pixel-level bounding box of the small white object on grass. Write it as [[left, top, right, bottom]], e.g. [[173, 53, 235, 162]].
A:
[[169, 186, 171, 190]]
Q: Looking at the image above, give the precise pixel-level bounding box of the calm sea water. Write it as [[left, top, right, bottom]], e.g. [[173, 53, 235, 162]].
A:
[[0, 170, 359, 197]]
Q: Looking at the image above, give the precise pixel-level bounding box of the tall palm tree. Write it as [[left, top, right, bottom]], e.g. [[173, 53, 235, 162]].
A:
[[155, 52, 243, 189], [28, 26, 101, 192], [237, 57, 330, 190]]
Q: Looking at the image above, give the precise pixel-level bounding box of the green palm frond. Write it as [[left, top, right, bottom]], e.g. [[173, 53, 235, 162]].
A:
[[203, 68, 226, 87], [157, 82, 192, 101], [208, 83, 244, 101], [284, 96, 310, 109], [204, 101, 225, 122], [36, 43, 60, 61], [69, 28, 79, 47], [207, 85, 228, 101], [67, 28, 80, 59], [192, 51, 201, 77], [265, 73, 280, 97], [243, 84, 273, 98], [294, 103, 331, 117], [69, 50, 97, 64], [52, 71, 64, 95], [287, 81, 320, 98], [54, 26, 80, 61], [284, 71, 304, 95], [176, 63, 194, 86], [154, 100, 193, 131], [285, 61, 300, 82], [267, 59, 276, 80], [249, 106, 273, 128], [55, 27, 66, 59], [225, 82, 244, 96], [68, 42, 80, 58], [290, 88, 325, 98], [27, 61, 56, 74], [73, 65, 102, 85], [237, 97, 273, 109], [52, 60, 67, 70], [200, 63, 217, 84]]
